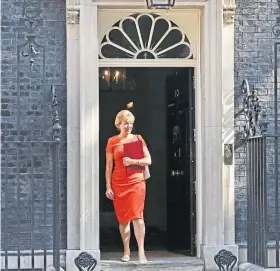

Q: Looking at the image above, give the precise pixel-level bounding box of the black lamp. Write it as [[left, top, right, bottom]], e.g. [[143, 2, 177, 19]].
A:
[[146, 0, 175, 9]]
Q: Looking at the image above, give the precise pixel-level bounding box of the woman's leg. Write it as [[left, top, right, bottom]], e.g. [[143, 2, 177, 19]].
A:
[[132, 218, 146, 262], [119, 222, 131, 256]]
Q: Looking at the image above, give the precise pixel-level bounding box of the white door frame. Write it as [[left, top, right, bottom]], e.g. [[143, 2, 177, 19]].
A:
[[97, 6, 202, 256], [65, 1, 238, 270], [99, 61, 200, 249]]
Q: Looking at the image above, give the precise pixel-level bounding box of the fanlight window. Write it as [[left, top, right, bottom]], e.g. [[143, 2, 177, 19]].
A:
[[100, 13, 193, 59]]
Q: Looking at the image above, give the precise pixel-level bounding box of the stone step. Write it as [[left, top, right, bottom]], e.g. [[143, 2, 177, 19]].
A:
[[101, 261, 204, 271], [101, 252, 204, 271]]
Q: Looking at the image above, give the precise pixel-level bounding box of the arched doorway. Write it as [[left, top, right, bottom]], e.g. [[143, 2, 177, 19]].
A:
[[98, 12, 197, 255]]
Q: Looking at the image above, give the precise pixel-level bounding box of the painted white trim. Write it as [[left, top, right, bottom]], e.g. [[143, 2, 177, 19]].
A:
[[66, 15, 80, 250], [65, 1, 237, 267], [79, 3, 100, 250], [99, 13, 193, 60], [94, 1, 207, 8], [97, 8, 201, 258], [99, 59, 196, 67], [97, 8, 203, 12], [195, 6, 203, 259], [222, 22, 235, 245], [200, 0, 224, 246]]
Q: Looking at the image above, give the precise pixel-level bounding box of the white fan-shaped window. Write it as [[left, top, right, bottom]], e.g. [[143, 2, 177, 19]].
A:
[[99, 13, 193, 59]]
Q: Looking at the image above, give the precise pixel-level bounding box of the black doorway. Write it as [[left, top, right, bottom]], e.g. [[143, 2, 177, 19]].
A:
[[99, 67, 196, 255]]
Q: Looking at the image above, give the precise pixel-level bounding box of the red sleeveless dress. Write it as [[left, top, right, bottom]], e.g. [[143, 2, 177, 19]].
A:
[[106, 135, 146, 224]]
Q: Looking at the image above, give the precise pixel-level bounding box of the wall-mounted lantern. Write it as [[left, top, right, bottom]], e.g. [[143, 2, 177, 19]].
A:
[[146, 0, 175, 9]]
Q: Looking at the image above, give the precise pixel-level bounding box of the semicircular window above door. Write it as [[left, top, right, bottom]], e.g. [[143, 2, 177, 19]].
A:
[[99, 13, 193, 59]]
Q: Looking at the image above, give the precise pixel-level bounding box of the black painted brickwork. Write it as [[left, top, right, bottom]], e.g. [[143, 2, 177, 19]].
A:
[[1, 0, 67, 250], [234, 0, 280, 244], [1, 0, 280, 252]]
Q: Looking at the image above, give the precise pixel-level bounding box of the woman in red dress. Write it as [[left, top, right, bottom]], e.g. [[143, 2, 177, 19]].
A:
[[105, 110, 152, 264]]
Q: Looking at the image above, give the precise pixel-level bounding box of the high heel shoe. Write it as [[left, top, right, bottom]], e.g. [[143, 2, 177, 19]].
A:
[[121, 255, 130, 262], [138, 255, 147, 264]]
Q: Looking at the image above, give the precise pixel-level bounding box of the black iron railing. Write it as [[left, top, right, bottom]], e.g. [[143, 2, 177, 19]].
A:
[[241, 79, 280, 268], [246, 136, 267, 267], [1, 85, 62, 270], [246, 135, 280, 268]]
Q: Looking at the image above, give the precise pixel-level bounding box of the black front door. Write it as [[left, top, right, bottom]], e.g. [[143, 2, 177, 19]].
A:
[[166, 68, 196, 255]]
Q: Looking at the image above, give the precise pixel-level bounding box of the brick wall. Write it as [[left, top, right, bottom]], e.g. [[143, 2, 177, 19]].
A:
[[1, 0, 67, 250], [2, 0, 279, 251], [234, 0, 279, 244]]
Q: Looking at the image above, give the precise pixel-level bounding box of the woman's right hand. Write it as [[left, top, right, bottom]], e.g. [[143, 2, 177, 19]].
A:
[[105, 187, 114, 200]]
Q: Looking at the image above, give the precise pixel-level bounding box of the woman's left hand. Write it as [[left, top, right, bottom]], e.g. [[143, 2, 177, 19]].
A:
[[123, 157, 134, 166]]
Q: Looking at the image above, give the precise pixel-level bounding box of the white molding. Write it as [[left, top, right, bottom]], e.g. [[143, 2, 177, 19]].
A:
[[200, 0, 224, 248], [98, 7, 200, 259], [99, 12, 193, 60], [98, 9, 200, 60], [223, 0, 235, 7], [98, 8, 203, 12], [223, 0, 236, 24], [67, 0, 80, 5], [67, 9, 80, 24], [222, 19, 235, 244], [65, 0, 236, 265], [99, 59, 196, 67], [94, 1, 207, 7], [195, 5, 203, 259], [79, 3, 100, 250], [223, 5, 236, 25], [66, 7, 80, 249]]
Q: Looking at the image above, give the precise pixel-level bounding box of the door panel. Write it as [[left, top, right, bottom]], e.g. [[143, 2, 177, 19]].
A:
[[166, 69, 196, 254], [187, 69, 196, 256]]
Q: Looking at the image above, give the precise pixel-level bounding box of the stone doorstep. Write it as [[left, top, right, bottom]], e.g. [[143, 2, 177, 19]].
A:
[[101, 262, 204, 271], [101, 253, 204, 271], [101, 262, 203, 271]]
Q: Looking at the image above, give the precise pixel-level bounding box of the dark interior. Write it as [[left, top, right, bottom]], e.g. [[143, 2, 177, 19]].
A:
[[99, 67, 196, 254]]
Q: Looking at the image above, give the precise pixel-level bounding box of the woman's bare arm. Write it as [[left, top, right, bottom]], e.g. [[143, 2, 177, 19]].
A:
[[105, 152, 114, 188], [122, 136, 152, 167], [129, 146, 151, 166], [141, 146, 152, 165]]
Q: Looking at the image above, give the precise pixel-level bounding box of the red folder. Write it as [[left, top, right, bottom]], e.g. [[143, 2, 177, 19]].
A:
[[123, 140, 144, 175]]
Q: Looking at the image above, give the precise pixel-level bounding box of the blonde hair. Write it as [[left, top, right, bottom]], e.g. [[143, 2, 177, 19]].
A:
[[115, 110, 135, 129]]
